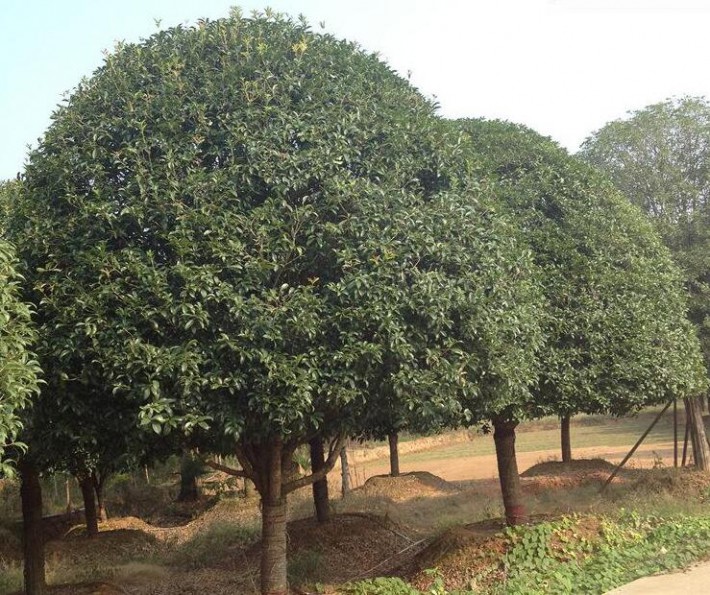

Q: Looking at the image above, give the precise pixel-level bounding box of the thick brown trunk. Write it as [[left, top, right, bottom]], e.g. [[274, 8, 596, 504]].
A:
[[340, 446, 351, 497], [177, 452, 200, 502], [259, 441, 288, 595], [78, 474, 99, 537], [261, 499, 288, 595], [309, 437, 330, 523], [561, 414, 572, 463], [388, 432, 400, 477], [92, 471, 108, 521], [20, 460, 46, 595], [493, 418, 527, 526], [685, 396, 710, 471]]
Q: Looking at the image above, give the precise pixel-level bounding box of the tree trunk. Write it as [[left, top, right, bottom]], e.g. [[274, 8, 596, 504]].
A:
[[388, 432, 400, 477], [685, 396, 710, 471], [92, 471, 108, 521], [309, 437, 330, 523], [20, 460, 46, 595], [177, 452, 200, 502], [259, 441, 289, 595], [561, 414, 572, 463], [493, 418, 527, 526], [340, 446, 351, 497], [78, 474, 99, 537], [65, 477, 72, 514]]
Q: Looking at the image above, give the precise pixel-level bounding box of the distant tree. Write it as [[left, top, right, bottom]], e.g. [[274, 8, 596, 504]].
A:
[[455, 119, 707, 520], [580, 96, 710, 466], [11, 12, 543, 594], [580, 97, 710, 366]]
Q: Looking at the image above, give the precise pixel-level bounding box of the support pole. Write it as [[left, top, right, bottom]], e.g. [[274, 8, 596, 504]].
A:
[[682, 406, 691, 466], [674, 398, 678, 468], [601, 401, 672, 493]]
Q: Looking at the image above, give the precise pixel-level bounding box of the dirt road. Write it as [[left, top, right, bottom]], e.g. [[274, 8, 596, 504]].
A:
[[355, 441, 679, 484]]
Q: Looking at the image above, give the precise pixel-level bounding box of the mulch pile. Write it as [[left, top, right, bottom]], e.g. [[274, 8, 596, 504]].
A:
[[357, 471, 458, 502]]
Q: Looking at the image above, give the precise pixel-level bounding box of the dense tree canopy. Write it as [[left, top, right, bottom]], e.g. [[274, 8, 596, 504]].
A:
[[580, 96, 710, 375], [458, 118, 706, 420], [452, 119, 707, 520], [0, 181, 40, 477], [10, 12, 544, 593]]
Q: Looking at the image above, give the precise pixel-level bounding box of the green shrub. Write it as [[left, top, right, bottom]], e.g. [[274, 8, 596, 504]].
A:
[[341, 577, 422, 595], [0, 560, 22, 594]]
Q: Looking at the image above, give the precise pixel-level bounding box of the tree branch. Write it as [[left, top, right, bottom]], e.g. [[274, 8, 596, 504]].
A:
[[283, 432, 347, 495], [236, 444, 261, 493], [204, 459, 247, 479]]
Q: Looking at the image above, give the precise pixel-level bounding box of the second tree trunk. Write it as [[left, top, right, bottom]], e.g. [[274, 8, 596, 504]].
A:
[[309, 436, 330, 523], [493, 418, 527, 525], [686, 396, 710, 471], [78, 473, 99, 537], [560, 414, 572, 463], [20, 460, 46, 595], [388, 432, 400, 477]]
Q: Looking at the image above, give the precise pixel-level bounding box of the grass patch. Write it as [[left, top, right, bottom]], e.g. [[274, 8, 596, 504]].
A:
[[288, 548, 325, 586], [166, 522, 259, 569], [0, 560, 22, 594]]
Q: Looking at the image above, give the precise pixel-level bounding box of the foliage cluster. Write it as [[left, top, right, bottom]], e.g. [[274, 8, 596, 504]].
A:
[[0, 182, 41, 476], [458, 118, 706, 421], [495, 512, 710, 594]]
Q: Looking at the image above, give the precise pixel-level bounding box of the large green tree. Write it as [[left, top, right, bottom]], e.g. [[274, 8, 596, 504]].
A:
[[580, 96, 710, 370], [11, 12, 541, 594], [455, 119, 706, 519], [580, 97, 710, 466]]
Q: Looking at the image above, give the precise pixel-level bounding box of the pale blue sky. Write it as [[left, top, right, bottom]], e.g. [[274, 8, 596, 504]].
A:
[[3, 0, 710, 179]]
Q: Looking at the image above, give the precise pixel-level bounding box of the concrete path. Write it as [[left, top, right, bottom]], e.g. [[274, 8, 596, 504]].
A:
[[605, 560, 710, 594]]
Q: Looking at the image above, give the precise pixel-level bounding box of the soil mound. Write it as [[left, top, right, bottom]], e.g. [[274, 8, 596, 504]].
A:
[[224, 512, 419, 589], [521, 458, 617, 477], [405, 522, 508, 591], [286, 513, 416, 584], [360, 472, 457, 502], [629, 466, 710, 495], [45, 582, 126, 595], [520, 459, 622, 493]]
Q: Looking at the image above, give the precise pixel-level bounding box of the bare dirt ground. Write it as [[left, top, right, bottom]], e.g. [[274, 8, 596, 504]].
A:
[[357, 440, 679, 483], [3, 432, 699, 595]]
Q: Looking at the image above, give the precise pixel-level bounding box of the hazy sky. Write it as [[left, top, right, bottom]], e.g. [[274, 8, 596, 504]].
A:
[[3, 0, 710, 179]]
